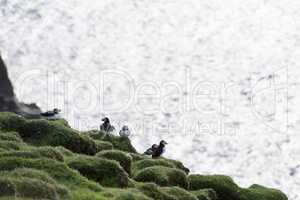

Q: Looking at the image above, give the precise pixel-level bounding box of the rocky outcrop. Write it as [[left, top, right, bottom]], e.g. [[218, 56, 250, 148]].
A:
[[0, 112, 289, 200], [0, 54, 41, 117]]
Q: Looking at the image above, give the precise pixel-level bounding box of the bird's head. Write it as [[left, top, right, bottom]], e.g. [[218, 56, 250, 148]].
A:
[[160, 140, 168, 146], [53, 108, 61, 114], [102, 117, 110, 123], [122, 125, 129, 130]]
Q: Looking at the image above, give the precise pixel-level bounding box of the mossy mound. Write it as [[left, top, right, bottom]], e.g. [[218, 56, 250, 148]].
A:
[[54, 146, 74, 157], [0, 176, 60, 200], [0, 141, 27, 151], [96, 150, 132, 175], [0, 157, 101, 191], [88, 130, 137, 153], [130, 153, 149, 161], [0, 147, 64, 162], [2, 168, 70, 198], [161, 187, 198, 200], [136, 183, 177, 200], [134, 166, 189, 189], [191, 189, 218, 200], [0, 112, 289, 200], [97, 188, 153, 200], [162, 158, 190, 174], [239, 184, 288, 200], [188, 175, 240, 200], [0, 113, 102, 155], [67, 155, 130, 188], [94, 140, 114, 151], [0, 131, 23, 142], [20, 119, 101, 155], [0, 112, 26, 132], [132, 159, 175, 176]]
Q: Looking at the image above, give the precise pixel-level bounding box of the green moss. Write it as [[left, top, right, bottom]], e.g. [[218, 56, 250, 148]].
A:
[[161, 187, 198, 200], [134, 166, 188, 189], [0, 112, 289, 200], [129, 153, 148, 162], [0, 176, 60, 200], [0, 112, 26, 133], [0, 157, 101, 191], [0, 131, 23, 142], [0, 147, 64, 162], [17, 119, 101, 155], [54, 146, 74, 157], [33, 146, 64, 161], [162, 158, 190, 174], [132, 159, 175, 176], [136, 183, 177, 200], [191, 189, 218, 200], [52, 118, 71, 128], [96, 150, 132, 175], [109, 188, 152, 200], [72, 189, 107, 200], [0, 141, 27, 151], [239, 184, 288, 200], [67, 155, 129, 188], [88, 131, 137, 153], [2, 168, 70, 198], [94, 140, 114, 151], [188, 175, 239, 200], [102, 134, 137, 153]]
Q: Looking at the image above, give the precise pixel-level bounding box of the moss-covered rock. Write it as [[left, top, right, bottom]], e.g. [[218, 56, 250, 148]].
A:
[[0, 157, 101, 191], [0, 131, 23, 142], [96, 150, 132, 175], [102, 134, 137, 153], [188, 175, 239, 200], [0, 112, 289, 200], [102, 188, 152, 200], [0, 141, 27, 151], [19, 119, 101, 155], [54, 146, 74, 157], [67, 155, 129, 188], [0, 112, 26, 133], [239, 184, 288, 200], [2, 168, 70, 198], [94, 140, 114, 151], [88, 131, 137, 153], [191, 189, 218, 200], [136, 182, 177, 200], [0, 176, 61, 200], [130, 153, 148, 162], [162, 158, 190, 174], [134, 166, 189, 189], [132, 159, 175, 176], [162, 187, 198, 200], [0, 147, 64, 162]]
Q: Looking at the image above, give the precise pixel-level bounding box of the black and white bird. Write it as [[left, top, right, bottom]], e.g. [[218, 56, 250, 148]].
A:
[[119, 125, 131, 137], [100, 117, 115, 133], [144, 140, 168, 158], [40, 108, 61, 120]]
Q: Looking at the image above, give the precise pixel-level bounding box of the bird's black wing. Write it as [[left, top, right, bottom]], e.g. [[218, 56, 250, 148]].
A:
[[41, 111, 54, 117], [144, 147, 154, 155], [144, 144, 158, 155]]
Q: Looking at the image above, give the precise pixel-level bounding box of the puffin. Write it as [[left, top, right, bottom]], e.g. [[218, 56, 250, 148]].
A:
[[144, 140, 168, 158], [40, 108, 61, 120], [100, 117, 115, 133], [119, 125, 131, 137]]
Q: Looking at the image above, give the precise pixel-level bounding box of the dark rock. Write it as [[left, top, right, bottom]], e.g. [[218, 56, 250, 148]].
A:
[[0, 54, 41, 118]]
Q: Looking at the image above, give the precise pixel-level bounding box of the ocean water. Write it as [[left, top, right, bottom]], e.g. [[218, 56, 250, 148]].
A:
[[1, 0, 300, 199]]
